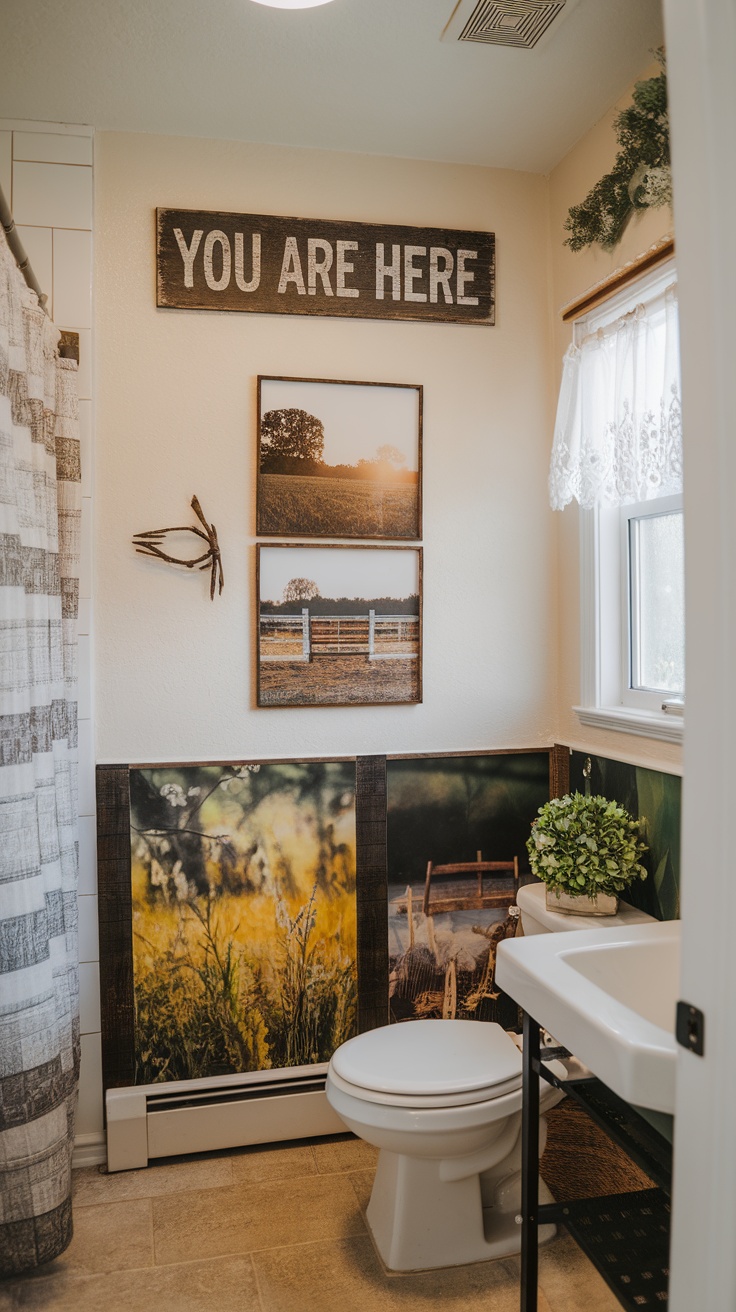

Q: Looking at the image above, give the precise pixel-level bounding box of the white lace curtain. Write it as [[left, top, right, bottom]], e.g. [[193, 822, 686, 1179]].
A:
[[548, 283, 682, 510]]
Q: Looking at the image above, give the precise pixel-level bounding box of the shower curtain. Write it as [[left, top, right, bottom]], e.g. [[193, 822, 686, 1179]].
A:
[[0, 227, 81, 1274]]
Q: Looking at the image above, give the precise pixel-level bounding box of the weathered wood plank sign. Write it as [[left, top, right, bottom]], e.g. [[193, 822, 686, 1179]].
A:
[[156, 208, 495, 326]]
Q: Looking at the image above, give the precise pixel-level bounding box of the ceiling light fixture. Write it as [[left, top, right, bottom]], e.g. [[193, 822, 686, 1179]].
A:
[[250, 0, 337, 9]]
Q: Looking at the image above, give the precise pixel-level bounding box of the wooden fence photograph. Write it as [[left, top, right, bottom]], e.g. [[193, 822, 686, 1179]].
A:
[[256, 376, 421, 540], [257, 544, 422, 707]]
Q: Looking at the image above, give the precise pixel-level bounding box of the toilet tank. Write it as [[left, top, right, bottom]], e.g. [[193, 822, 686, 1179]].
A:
[[516, 882, 656, 936]]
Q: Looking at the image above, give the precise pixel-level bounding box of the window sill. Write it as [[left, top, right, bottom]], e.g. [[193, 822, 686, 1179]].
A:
[[574, 705, 684, 744]]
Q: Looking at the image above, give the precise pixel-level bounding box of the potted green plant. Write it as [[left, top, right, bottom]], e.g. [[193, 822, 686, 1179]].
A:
[[526, 793, 648, 915]]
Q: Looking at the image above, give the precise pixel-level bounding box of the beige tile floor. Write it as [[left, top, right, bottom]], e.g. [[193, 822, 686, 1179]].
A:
[[1, 1135, 621, 1312]]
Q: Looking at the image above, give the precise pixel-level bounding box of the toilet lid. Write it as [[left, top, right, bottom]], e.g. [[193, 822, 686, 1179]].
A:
[[329, 1020, 522, 1100]]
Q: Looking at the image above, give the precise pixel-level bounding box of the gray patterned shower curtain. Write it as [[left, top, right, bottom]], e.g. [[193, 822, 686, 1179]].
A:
[[0, 228, 81, 1274]]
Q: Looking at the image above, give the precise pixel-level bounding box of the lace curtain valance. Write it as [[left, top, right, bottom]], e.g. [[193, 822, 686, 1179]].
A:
[[548, 283, 682, 510]]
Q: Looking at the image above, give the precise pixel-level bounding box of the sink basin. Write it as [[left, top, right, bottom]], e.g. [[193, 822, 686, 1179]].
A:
[[496, 920, 680, 1113]]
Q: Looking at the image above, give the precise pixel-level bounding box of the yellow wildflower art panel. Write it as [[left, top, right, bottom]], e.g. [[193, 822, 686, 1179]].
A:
[[129, 761, 357, 1084]]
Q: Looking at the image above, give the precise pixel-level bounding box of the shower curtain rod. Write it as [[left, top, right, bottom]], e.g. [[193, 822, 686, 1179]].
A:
[[0, 181, 50, 315]]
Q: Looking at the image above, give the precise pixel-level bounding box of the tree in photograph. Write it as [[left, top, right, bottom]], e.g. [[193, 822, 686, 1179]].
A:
[[261, 408, 325, 462], [356, 444, 412, 483], [283, 577, 321, 603], [375, 443, 407, 468]]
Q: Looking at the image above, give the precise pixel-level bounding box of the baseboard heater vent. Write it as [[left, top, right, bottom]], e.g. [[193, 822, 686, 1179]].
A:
[[106, 1063, 345, 1172]]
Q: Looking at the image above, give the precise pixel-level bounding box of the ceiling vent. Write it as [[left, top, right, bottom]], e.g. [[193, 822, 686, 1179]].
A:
[[442, 0, 577, 50]]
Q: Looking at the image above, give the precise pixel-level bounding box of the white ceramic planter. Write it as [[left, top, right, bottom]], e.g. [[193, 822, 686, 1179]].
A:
[[544, 887, 619, 916]]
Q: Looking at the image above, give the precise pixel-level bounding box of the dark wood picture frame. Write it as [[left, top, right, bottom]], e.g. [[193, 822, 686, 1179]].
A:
[[256, 542, 423, 709], [256, 375, 422, 542]]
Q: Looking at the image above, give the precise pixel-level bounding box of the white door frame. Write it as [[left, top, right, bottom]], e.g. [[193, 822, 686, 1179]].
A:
[[663, 3, 736, 1308]]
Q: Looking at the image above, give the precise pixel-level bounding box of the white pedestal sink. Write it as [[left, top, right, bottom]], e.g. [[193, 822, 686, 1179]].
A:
[[496, 920, 680, 1114]]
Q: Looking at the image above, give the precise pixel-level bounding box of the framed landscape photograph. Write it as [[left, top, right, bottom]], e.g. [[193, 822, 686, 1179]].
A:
[[256, 376, 422, 540], [257, 543, 422, 707]]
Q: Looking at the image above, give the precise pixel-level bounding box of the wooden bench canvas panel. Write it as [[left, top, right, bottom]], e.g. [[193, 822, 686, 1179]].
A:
[[386, 750, 564, 1028]]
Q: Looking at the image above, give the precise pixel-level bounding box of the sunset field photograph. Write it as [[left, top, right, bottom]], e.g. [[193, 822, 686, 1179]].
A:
[[256, 376, 421, 540]]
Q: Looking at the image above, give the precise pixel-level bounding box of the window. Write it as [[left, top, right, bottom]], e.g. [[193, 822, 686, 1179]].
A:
[[624, 495, 684, 709], [550, 261, 684, 741]]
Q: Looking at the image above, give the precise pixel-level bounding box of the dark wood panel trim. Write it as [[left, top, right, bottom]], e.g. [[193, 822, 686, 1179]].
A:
[[550, 743, 571, 799], [97, 755, 357, 770], [387, 746, 554, 761], [355, 755, 389, 1033], [96, 765, 136, 1093]]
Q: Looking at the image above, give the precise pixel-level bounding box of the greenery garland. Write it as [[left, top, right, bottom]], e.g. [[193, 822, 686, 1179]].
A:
[[564, 51, 671, 253]]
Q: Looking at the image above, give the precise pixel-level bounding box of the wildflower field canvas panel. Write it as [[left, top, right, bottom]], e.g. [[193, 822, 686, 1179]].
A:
[[257, 543, 422, 707], [256, 376, 422, 540], [129, 761, 357, 1084], [386, 752, 551, 1028]]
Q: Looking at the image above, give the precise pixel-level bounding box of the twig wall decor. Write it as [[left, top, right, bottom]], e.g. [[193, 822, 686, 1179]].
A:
[[133, 494, 224, 599]]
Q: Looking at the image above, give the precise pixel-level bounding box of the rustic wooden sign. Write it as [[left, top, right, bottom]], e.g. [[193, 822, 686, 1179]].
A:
[[156, 208, 495, 326]]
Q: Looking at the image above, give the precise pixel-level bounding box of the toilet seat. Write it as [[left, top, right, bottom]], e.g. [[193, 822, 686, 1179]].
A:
[[328, 1019, 523, 1108], [326, 1064, 522, 1108]]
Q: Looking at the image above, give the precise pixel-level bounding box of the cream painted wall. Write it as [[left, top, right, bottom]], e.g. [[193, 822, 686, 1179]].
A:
[[547, 65, 681, 773], [94, 133, 556, 763]]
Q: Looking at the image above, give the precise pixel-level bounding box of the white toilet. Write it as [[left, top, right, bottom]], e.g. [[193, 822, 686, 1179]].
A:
[[325, 881, 656, 1273], [516, 881, 656, 937]]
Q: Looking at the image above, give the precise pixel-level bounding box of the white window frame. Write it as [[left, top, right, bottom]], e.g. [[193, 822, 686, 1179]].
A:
[[576, 498, 684, 742], [621, 493, 684, 713]]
